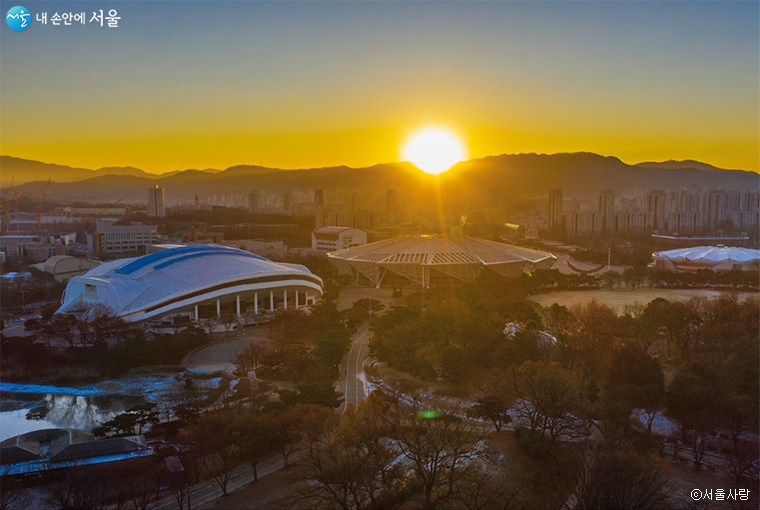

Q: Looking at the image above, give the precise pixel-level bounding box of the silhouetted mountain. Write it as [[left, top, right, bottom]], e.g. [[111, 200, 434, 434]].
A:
[[2, 153, 757, 205], [635, 160, 742, 173], [0, 156, 221, 186]]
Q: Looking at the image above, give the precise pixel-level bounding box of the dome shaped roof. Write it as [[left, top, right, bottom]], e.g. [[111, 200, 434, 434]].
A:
[[58, 245, 323, 321]]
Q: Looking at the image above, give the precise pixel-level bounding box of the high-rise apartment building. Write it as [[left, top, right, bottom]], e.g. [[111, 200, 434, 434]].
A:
[[646, 190, 667, 232], [283, 192, 292, 213], [326, 210, 374, 230], [548, 190, 563, 236], [314, 189, 325, 229], [598, 190, 615, 234], [565, 210, 601, 238], [248, 191, 259, 214], [387, 189, 397, 226], [147, 185, 165, 218]]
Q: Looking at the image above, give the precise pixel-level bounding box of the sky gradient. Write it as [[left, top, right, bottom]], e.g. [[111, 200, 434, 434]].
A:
[[1, 1, 758, 173]]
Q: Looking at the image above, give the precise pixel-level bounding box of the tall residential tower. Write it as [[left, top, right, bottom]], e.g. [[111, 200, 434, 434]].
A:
[[548, 190, 563, 237], [387, 189, 397, 226], [147, 185, 165, 218], [314, 189, 325, 229]]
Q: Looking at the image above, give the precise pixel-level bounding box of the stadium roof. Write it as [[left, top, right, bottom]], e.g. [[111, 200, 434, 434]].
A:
[[58, 244, 323, 322], [654, 245, 760, 263], [328, 234, 556, 287]]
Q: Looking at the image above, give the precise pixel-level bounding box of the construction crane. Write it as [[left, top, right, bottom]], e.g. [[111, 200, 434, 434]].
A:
[[85, 196, 127, 235], [36, 178, 52, 231], [4, 177, 23, 234]]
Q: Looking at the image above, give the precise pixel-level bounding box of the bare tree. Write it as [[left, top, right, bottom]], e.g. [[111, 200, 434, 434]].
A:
[[511, 361, 592, 447], [167, 471, 193, 510], [232, 412, 275, 481], [0, 478, 31, 510], [297, 397, 402, 510], [453, 452, 525, 510], [50, 313, 77, 347], [387, 393, 486, 510], [725, 440, 759, 486], [220, 313, 239, 337], [270, 408, 304, 467], [234, 340, 269, 374], [122, 460, 164, 510], [200, 316, 219, 336], [189, 411, 240, 496], [567, 446, 674, 510], [470, 369, 514, 432], [45, 469, 113, 510]]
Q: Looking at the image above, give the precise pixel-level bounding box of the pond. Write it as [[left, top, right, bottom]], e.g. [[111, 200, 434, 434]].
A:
[[0, 393, 148, 441], [0, 374, 188, 442]]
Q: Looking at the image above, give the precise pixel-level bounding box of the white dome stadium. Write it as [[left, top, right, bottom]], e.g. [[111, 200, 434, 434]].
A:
[[650, 245, 760, 272], [58, 245, 323, 322]]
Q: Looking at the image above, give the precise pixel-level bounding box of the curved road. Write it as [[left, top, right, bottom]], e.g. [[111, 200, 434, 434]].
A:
[[338, 323, 372, 416]]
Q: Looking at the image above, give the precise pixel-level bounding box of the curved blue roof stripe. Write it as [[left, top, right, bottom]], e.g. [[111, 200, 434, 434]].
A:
[[115, 245, 267, 275], [153, 250, 260, 271]]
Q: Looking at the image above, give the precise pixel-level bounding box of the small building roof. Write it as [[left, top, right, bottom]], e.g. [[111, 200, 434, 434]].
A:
[[314, 226, 361, 235], [52, 438, 142, 462], [654, 245, 760, 263]]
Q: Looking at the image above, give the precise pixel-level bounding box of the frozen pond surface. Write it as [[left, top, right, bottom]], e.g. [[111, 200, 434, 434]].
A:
[[0, 374, 187, 441]]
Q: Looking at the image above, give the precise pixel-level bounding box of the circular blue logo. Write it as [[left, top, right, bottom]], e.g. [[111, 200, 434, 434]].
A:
[[6, 6, 31, 31]]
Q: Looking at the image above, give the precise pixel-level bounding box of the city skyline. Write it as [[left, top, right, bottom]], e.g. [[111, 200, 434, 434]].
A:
[[1, 1, 758, 173]]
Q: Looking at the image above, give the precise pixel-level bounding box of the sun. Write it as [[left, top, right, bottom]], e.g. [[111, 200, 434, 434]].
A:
[[401, 127, 467, 175]]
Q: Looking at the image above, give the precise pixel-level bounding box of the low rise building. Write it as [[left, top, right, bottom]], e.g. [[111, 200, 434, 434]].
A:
[[33, 255, 102, 281], [87, 221, 165, 258], [222, 239, 287, 261], [311, 227, 367, 252]]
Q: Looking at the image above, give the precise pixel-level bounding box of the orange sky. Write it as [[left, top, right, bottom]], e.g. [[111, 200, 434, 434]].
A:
[[1, 1, 757, 173]]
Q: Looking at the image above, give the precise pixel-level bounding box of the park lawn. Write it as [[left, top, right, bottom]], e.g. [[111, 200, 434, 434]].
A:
[[527, 288, 758, 312]]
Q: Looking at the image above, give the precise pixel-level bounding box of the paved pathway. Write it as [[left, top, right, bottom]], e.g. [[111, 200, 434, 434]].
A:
[[181, 327, 270, 373]]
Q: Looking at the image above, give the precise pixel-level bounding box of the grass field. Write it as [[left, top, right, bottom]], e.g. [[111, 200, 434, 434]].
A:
[[334, 286, 404, 311], [527, 288, 758, 311]]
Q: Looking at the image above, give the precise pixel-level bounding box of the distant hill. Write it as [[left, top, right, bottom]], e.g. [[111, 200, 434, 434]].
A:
[[2, 153, 757, 205], [635, 160, 742, 173], [0, 156, 222, 186]]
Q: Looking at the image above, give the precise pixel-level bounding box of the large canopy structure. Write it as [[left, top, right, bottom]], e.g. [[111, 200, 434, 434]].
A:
[[328, 235, 556, 287], [650, 245, 760, 272]]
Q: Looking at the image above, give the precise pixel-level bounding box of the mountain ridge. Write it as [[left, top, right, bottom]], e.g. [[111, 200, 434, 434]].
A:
[[2, 153, 757, 205]]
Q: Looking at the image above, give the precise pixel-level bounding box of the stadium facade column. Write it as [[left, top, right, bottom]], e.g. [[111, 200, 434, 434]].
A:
[[270, 291, 274, 311], [295, 290, 299, 308], [284, 289, 288, 309], [216, 299, 221, 317], [254, 293, 258, 314], [236, 295, 241, 317], [194, 305, 198, 322]]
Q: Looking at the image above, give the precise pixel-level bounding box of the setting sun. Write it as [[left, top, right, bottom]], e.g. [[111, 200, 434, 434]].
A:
[[401, 127, 468, 175]]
